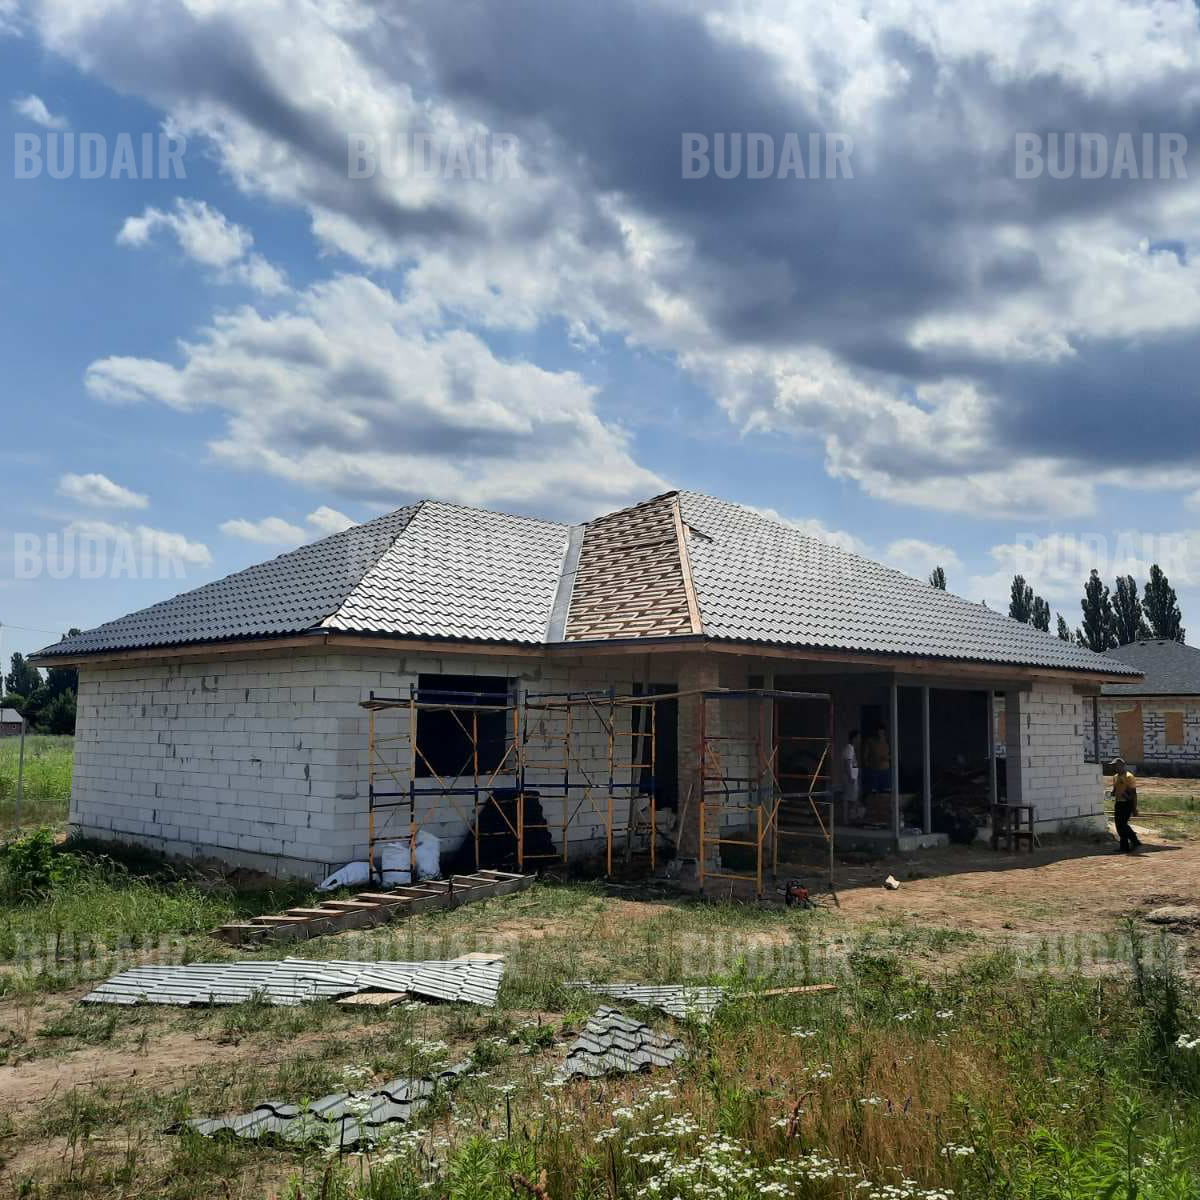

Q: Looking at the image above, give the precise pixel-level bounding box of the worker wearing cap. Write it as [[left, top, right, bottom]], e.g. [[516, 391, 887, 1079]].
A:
[[1111, 757, 1141, 854]]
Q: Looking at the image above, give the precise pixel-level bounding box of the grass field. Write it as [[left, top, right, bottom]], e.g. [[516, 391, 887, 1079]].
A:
[[1, 831, 1198, 1200], [0, 735, 72, 834]]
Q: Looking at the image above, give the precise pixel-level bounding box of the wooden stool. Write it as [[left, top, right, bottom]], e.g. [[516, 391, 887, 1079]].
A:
[[991, 803, 1037, 852]]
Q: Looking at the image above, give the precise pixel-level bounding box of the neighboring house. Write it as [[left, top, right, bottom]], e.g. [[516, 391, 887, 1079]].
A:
[[30, 491, 1139, 879], [0, 708, 24, 737], [1090, 639, 1200, 773]]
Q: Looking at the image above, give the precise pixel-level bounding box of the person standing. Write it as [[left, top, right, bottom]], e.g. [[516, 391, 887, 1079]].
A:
[[842, 729, 860, 821], [863, 726, 891, 795], [1111, 757, 1141, 854]]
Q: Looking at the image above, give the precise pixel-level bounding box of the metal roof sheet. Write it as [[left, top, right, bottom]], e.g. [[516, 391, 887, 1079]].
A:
[[35, 506, 420, 658], [34, 490, 1140, 676], [82, 957, 505, 1008], [554, 1007, 685, 1081], [677, 492, 1139, 675], [185, 1064, 468, 1146], [324, 501, 568, 644], [568, 981, 724, 1020], [1102, 638, 1200, 695]]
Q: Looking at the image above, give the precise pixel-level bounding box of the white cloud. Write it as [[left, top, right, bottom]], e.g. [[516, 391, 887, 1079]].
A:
[[117, 199, 288, 294], [221, 505, 360, 545], [884, 538, 961, 582], [57, 471, 148, 510], [30, 0, 1200, 522], [306, 505, 355, 535], [12, 93, 67, 130], [67, 520, 212, 567], [219, 516, 307, 545], [85, 274, 664, 520]]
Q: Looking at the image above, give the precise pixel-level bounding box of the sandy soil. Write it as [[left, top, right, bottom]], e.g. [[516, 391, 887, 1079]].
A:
[[832, 827, 1200, 937]]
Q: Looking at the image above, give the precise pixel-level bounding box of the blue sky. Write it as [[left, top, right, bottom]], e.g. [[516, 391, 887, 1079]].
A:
[[4, 0, 1200, 664]]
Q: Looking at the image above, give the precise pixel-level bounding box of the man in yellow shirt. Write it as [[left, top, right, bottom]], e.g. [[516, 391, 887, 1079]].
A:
[[1111, 757, 1141, 854]]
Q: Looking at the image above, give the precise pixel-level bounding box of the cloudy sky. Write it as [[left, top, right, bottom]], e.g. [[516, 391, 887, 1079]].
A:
[[4, 0, 1200, 660]]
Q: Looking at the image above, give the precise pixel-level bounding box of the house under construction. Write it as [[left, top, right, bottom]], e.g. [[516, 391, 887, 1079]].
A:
[[32, 491, 1140, 890]]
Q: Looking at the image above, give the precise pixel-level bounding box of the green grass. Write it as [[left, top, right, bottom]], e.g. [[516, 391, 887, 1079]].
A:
[[1, 876, 1199, 1199], [0, 735, 73, 833], [0, 835, 316, 996]]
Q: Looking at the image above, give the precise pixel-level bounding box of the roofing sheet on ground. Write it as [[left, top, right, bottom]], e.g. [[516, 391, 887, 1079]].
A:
[[555, 1006, 685, 1081], [183, 1064, 469, 1147], [568, 981, 725, 1020], [82, 957, 505, 1008]]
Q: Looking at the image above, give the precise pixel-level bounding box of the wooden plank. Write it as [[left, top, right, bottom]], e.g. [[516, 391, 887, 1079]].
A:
[[209, 873, 536, 946], [748, 983, 837, 999], [337, 991, 408, 1008]]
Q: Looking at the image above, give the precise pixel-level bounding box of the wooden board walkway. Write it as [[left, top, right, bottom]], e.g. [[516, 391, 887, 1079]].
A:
[[209, 870, 534, 946]]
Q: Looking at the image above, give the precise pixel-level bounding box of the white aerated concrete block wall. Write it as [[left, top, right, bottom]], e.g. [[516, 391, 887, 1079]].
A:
[[71, 649, 653, 879], [1092, 697, 1200, 772], [1006, 681, 1106, 832]]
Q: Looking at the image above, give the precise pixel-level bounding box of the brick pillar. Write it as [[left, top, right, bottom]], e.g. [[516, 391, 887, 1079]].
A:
[[676, 655, 720, 862]]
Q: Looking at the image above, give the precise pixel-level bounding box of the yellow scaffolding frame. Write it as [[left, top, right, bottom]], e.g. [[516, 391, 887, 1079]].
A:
[[361, 686, 659, 877], [697, 689, 835, 899], [364, 685, 522, 882], [519, 689, 658, 874]]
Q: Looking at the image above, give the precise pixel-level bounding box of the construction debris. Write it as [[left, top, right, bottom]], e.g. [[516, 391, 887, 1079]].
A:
[[569, 981, 725, 1020], [568, 980, 836, 1020], [82, 956, 505, 1008], [182, 1064, 468, 1147], [210, 869, 533, 945], [554, 1007, 685, 1081]]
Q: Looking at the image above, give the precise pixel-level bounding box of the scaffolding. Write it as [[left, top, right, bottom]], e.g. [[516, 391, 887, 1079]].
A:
[[363, 684, 832, 900], [363, 685, 658, 878], [520, 689, 658, 873], [697, 689, 835, 900], [364, 683, 522, 883]]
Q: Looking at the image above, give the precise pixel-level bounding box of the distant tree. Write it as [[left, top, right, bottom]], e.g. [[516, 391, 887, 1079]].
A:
[[929, 565, 947, 590], [1056, 614, 1073, 642], [1077, 569, 1117, 652], [1143, 564, 1186, 642], [1030, 596, 1051, 632], [4, 653, 41, 700], [1112, 575, 1150, 646], [1009, 574, 1034, 623], [44, 629, 82, 701], [39, 689, 76, 736]]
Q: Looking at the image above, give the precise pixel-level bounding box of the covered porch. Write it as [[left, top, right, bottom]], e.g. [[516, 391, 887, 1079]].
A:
[[668, 650, 1106, 889]]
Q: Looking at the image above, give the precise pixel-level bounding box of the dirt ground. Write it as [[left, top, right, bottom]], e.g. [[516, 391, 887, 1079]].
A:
[[833, 824, 1199, 937]]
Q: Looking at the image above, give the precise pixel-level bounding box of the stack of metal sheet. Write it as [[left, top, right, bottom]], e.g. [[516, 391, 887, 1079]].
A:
[[82, 956, 505, 1008], [555, 1007, 685, 1081], [184, 1064, 468, 1147], [567, 981, 725, 1020]]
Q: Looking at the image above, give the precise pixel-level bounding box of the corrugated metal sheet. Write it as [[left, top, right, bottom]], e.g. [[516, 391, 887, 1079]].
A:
[[568, 982, 724, 1020], [34, 490, 1140, 676], [82, 957, 505, 1008], [185, 1064, 468, 1146], [35, 506, 420, 658], [324, 501, 568, 644], [678, 491, 1138, 674], [554, 1007, 684, 1081]]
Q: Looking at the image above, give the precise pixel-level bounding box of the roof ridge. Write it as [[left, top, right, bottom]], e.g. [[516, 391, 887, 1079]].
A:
[[420, 497, 571, 528], [585, 490, 680, 526]]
